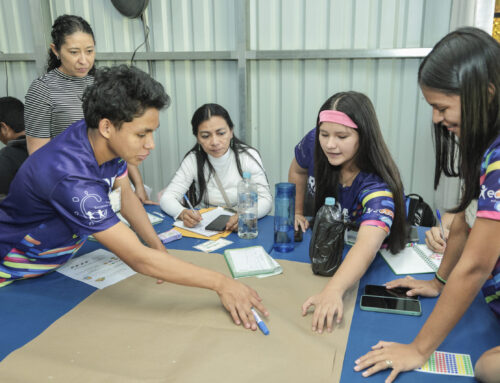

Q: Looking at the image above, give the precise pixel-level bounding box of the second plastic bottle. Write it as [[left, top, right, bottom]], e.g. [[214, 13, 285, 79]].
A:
[[237, 172, 258, 239]]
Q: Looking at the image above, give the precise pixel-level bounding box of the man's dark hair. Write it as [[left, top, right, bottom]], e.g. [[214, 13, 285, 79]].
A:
[[0, 97, 25, 133], [83, 65, 171, 130]]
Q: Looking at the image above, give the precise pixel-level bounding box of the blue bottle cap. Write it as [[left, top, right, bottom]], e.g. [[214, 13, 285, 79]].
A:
[[275, 182, 296, 197], [243, 171, 251, 179], [325, 197, 335, 205]]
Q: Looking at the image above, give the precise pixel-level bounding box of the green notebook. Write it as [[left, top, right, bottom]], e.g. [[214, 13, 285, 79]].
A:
[[223, 245, 282, 279]]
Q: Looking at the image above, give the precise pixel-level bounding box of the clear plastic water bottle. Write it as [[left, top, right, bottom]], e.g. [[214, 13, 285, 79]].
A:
[[274, 182, 295, 252], [325, 197, 342, 221], [237, 172, 258, 239]]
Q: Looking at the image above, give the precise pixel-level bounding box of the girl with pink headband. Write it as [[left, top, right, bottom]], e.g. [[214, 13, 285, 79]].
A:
[[301, 91, 407, 333]]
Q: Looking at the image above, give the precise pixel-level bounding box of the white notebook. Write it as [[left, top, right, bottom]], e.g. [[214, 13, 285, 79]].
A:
[[379, 244, 443, 275], [223, 246, 282, 279]]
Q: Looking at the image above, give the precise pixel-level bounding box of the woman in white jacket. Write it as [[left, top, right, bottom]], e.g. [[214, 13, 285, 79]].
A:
[[160, 103, 272, 230]]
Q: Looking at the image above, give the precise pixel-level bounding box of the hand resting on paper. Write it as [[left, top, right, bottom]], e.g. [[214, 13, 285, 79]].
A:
[[385, 275, 443, 298], [301, 287, 344, 333], [216, 276, 269, 331]]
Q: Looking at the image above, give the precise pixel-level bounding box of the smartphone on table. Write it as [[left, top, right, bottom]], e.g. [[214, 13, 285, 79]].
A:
[[205, 215, 231, 231], [364, 284, 414, 299], [360, 295, 422, 316]]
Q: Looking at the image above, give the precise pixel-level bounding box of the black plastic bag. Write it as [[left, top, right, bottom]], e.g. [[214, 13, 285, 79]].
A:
[[309, 207, 345, 276]]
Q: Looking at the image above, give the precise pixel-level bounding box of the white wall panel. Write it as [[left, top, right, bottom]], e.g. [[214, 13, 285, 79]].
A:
[[0, 0, 479, 210], [248, 0, 458, 207]]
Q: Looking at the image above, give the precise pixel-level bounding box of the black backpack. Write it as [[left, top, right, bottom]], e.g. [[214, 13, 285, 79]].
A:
[[406, 193, 436, 227]]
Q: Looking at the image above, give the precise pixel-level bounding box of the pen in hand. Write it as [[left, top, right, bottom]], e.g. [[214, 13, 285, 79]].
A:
[[182, 194, 201, 225], [436, 209, 446, 243], [183, 194, 196, 212], [251, 308, 269, 335]]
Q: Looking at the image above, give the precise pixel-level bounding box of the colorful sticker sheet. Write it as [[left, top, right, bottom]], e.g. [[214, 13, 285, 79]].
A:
[[417, 350, 474, 377]]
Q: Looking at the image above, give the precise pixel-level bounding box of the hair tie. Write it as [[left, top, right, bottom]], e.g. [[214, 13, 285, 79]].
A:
[[319, 110, 358, 129]]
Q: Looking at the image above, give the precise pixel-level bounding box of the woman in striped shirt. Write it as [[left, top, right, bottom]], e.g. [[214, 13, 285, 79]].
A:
[[24, 14, 151, 203]]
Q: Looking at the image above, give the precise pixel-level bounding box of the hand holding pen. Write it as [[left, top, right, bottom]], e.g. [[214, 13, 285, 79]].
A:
[[424, 209, 448, 254], [180, 194, 202, 227], [436, 209, 446, 243]]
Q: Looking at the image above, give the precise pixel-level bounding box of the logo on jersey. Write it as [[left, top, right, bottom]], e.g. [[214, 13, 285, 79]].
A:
[[73, 191, 111, 225], [480, 184, 500, 201]]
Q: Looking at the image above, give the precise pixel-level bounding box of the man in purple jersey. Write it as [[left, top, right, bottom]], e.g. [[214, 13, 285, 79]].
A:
[[0, 65, 267, 331]]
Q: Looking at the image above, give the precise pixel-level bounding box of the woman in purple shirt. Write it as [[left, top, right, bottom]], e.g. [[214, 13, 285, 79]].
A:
[[356, 27, 500, 383]]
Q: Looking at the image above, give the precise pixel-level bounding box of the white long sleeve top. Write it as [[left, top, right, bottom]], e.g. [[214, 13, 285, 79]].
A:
[[160, 148, 272, 219]]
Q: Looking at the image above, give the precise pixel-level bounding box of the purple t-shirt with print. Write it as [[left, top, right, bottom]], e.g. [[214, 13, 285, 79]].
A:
[[478, 134, 500, 319], [294, 128, 316, 215], [0, 119, 127, 286]]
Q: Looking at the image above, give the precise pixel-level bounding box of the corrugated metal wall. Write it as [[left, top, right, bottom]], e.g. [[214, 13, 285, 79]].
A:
[[0, 0, 472, 209]]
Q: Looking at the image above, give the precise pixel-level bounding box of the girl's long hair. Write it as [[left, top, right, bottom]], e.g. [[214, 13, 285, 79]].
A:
[[418, 27, 500, 212], [314, 91, 407, 253], [186, 103, 265, 206]]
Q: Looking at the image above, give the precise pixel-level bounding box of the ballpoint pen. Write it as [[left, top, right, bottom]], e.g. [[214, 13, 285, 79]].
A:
[[436, 209, 446, 242], [183, 194, 196, 212], [251, 308, 269, 335]]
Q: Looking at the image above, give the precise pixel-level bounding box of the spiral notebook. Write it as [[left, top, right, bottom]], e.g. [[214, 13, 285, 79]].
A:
[[379, 244, 443, 275]]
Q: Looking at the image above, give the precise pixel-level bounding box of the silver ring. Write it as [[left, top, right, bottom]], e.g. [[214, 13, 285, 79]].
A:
[[386, 360, 393, 367]]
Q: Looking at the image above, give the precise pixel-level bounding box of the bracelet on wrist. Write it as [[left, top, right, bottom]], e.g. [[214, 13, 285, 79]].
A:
[[435, 271, 447, 285]]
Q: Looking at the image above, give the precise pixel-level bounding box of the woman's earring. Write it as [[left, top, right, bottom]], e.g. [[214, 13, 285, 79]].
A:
[[197, 143, 201, 152], [230, 138, 234, 148]]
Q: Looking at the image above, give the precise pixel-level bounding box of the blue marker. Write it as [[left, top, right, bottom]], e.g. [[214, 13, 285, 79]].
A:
[[251, 308, 269, 335], [436, 209, 446, 242]]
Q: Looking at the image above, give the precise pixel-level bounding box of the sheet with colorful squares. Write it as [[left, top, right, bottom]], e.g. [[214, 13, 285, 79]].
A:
[[417, 350, 474, 377]]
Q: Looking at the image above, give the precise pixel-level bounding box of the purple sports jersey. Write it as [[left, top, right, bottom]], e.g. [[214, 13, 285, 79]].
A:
[[294, 128, 316, 215], [338, 172, 394, 234], [294, 128, 316, 192], [0, 120, 127, 287], [478, 134, 500, 318]]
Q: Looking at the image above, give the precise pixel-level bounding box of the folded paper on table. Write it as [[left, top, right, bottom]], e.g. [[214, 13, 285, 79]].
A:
[[56, 249, 136, 289], [380, 244, 443, 275]]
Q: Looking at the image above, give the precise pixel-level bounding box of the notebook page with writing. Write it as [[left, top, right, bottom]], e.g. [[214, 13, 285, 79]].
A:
[[379, 244, 443, 275]]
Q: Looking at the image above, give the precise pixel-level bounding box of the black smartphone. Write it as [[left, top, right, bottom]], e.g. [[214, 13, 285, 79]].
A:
[[360, 295, 421, 316], [205, 215, 231, 231], [364, 284, 414, 299], [294, 229, 303, 242]]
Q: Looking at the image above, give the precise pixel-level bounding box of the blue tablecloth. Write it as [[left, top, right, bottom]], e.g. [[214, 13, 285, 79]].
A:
[[2, 207, 499, 383], [270, 228, 500, 382]]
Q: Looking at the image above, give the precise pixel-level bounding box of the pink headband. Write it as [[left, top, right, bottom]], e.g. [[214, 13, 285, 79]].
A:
[[319, 110, 358, 129]]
